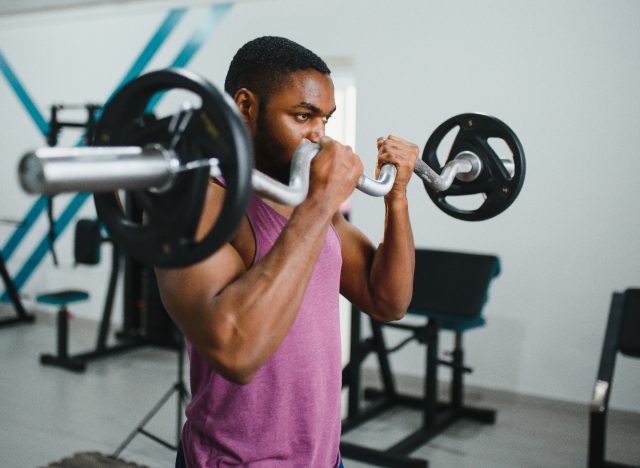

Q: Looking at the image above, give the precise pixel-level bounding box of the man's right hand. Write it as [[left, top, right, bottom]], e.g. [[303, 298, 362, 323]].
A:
[[307, 136, 363, 214]]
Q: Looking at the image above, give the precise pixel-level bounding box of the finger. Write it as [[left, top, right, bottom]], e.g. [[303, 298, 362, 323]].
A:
[[377, 138, 400, 156], [319, 135, 334, 147], [386, 134, 409, 143], [379, 136, 405, 154]]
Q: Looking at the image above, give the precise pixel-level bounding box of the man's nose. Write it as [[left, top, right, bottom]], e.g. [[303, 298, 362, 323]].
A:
[[306, 121, 325, 143]]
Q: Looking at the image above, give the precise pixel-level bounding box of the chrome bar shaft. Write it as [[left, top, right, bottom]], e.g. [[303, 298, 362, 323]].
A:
[[18, 145, 178, 195]]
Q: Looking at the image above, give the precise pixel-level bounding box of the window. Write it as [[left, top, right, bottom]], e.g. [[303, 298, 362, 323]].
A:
[[325, 71, 357, 150], [324, 60, 358, 418]]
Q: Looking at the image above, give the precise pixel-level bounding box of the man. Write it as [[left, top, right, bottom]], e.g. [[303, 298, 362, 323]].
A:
[[156, 36, 418, 467]]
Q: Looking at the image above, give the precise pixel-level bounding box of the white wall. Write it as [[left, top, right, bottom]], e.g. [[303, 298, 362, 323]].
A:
[[1, 0, 639, 411]]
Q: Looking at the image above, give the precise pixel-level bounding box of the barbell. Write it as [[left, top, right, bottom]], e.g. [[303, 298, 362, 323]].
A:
[[17, 68, 526, 268]]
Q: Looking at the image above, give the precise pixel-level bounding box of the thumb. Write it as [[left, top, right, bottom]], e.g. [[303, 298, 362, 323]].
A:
[[319, 136, 334, 148]]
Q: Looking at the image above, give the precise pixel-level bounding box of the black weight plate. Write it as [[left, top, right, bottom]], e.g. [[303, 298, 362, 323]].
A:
[[422, 113, 525, 221], [93, 68, 253, 267]]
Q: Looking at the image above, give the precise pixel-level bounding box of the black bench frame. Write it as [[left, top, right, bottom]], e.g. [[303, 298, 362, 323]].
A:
[[588, 288, 640, 468], [341, 249, 500, 467]]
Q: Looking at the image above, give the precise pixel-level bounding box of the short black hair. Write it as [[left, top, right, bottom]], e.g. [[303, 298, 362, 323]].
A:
[[224, 36, 331, 101]]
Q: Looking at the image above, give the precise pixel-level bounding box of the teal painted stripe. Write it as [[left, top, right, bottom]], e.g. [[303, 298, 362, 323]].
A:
[[0, 8, 186, 265], [173, 3, 233, 68], [0, 49, 49, 136], [3, 4, 233, 299], [9, 193, 90, 294], [106, 7, 187, 103], [0, 45, 53, 264], [1, 8, 187, 300], [146, 2, 233, 110], [0, 47, 53, 260], [1, 197, 48, 260]]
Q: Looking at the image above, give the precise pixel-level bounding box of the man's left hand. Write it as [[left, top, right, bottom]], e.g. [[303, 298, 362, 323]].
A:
[[376, 135, 419, 201]]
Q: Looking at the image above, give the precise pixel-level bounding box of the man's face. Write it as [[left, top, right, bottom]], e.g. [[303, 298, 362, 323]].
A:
[[253, 70, 336, 183]]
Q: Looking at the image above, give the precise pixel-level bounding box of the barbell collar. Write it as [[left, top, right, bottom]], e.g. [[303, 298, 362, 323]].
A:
[[452, 151, 483, 182], [18, 145, 178, 195]]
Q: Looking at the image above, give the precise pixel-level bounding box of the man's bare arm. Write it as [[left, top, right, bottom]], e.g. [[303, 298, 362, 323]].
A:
[[338, 135, 417, 322], [155, 138, 363, 384]]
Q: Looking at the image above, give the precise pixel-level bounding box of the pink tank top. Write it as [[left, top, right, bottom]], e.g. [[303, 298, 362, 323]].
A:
[[182, 194, 343, 467]]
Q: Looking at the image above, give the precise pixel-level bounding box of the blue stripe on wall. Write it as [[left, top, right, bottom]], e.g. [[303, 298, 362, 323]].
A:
[[2, 3, 234, 299], [0, 49, 49, 136], [106, 8, 188, 104], [1, 9, 188, 271], [173, 3, 233, 68], [10, 194, 91, 295], [0, 49, 50, 264], [1, 197, 48, 260], [1, 8, 188, 300], [147, 2, 234, 110]]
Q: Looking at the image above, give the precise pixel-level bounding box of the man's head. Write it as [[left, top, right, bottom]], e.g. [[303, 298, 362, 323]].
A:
[[225, 36, 336, 182], [224, 36, 331, 104]]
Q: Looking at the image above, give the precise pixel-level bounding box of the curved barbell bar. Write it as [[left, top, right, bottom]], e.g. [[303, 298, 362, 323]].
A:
[[18, 139, 509, 202]]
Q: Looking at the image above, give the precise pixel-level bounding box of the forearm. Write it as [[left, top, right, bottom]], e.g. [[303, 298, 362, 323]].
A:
[[367, 196, 415, 321], [161, 137, 363, 383], [206, 197, 334, 382]]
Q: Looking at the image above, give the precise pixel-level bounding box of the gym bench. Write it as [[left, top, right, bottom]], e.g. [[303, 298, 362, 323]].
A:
[[37, 219, 132, 372], [341, 248, 501, 468]]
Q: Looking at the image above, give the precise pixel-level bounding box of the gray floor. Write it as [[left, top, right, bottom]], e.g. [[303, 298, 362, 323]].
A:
[[1, 306, 639, 468]]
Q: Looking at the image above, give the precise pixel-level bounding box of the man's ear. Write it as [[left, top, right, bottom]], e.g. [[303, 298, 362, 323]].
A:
[[233, 88, 258, 123]]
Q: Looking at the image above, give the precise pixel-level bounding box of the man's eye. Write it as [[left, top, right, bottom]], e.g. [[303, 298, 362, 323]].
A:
[[295, 113, 311, 121], [323, 115, 331, 124]]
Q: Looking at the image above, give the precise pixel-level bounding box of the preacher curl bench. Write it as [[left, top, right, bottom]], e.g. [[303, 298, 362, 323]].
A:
[[341, 248, 501, 468]]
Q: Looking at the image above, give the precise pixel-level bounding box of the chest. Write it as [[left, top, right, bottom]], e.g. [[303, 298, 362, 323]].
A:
[[230, 197, 290, 268], [230, 200, 341, 272]]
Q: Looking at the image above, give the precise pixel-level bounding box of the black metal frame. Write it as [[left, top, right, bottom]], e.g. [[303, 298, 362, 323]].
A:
[[340, 248, 500, 468], [38, 244, 147, 372], [340, 305, 429, 468], [1, 104, 98, 327], [588, 290, 640, 468], [113, 337, 189, 457], [341, 308, 495, 468], [40, 197, 182, 372], [47, 103, 100, 147], [0, 252, 35, 328]]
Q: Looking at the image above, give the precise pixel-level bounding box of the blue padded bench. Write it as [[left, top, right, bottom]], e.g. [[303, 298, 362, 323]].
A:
[[341, 248, 501, 468], [37, 218, 114, 373], [38, 289, 90, 372]]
